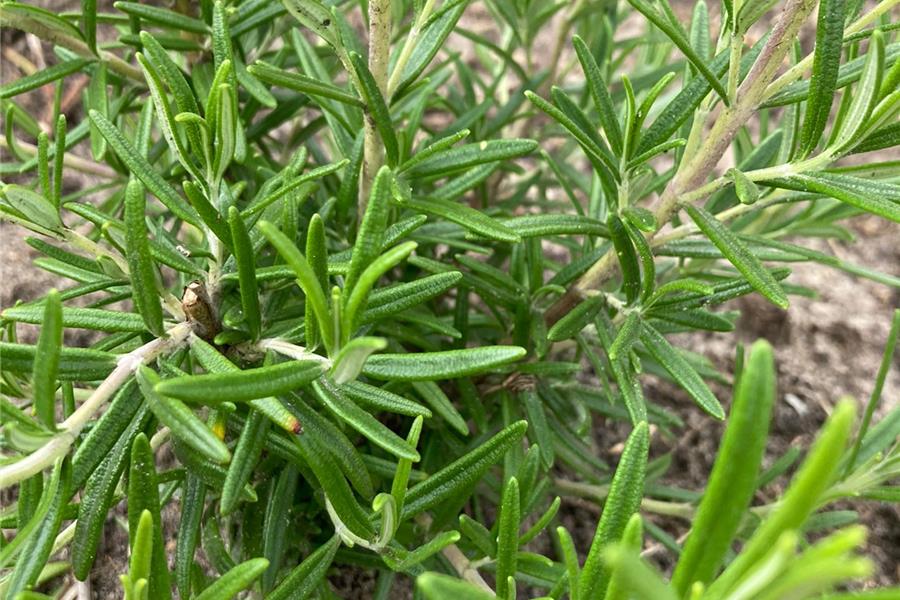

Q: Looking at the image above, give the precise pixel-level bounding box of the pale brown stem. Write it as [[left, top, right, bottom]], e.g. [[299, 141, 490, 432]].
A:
[[545, 0, 818, 325], [359, 0, 391, 215]]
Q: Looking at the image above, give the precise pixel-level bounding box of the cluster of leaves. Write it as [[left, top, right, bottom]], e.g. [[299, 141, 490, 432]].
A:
[[0, 0, 898, 598]]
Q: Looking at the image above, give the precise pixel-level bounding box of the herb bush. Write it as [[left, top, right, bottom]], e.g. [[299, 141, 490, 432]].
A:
[[0, 0, 899, 597]]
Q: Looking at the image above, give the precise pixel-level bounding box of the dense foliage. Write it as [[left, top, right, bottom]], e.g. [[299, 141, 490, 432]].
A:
[[1, 0, 899, 598]]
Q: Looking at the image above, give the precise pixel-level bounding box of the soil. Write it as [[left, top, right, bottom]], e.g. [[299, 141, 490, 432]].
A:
[[2, 1, 898, 597]]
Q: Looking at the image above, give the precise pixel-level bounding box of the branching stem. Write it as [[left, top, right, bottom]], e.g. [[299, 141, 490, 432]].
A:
[[0, 322, 192, 489], [545, 0, 819, 325]]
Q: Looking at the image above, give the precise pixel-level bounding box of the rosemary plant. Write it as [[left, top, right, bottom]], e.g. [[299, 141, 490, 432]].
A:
[[1, 0, 898, 598]]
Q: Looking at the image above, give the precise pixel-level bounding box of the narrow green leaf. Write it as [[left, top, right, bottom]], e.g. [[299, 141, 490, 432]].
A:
[[213, 83, 238, 181], [137, 367, 231, 464], [345, 164, 392, 292], [671, 340, 776, 594], [390, 416, 424, 524], [547, 295, 605, 342], [194, 558, 269, 600], [362, 346, 526, 381], [406, 138, 538, 178], [845, 309, 900, 474], [89, 110, 199, 227], [399, 129, 470, 173], [190, 338, 302, 433], [0, 58, 93, 99], [551, 85, 618, 170], [2, 305, 147, 333], [124, 178, 164, 336], [363, 272, 462, 322], [627, 0, 728, 103], [70, 380, 140, 489], [798, 0, 847, 155], [258, 220, 335, 354], [249, 61, 363, 106], [267, 534, 340, 600], [609, 312, 641, 361], [313, 377, 419, 460], [139, 31, 204, 156], [37, 132, 50, 200], [392, 2, 467, 95], [0, 461, 61, 569], [401, 421, 528, 519], [601, 545, 679, 600], [496, 477, 520, 599], [31, 289, 62, 428], [305, 214, 328, 350], [580, 421, 650, 600], [767, 173, 900, 223], [81, 0, 97, 53], [126, 510, 154, 595], [261, 467, 298, 593], [503, 214, 609, 238], [342, 381, 432, 418], [184, 181, 232, 251], [127, 433, 172, 600], [459, 513, 497, 557], [399, 197, 520, 243], [707, 400, 857, 599], [137, 52, 203, 182], [609, 215, 641, 304], [114, 1, 207, 33], [175, 475, 205, 598], [522, 389, 555, 469], [331, 337, 387, 384], [417, 572, 495, 600], [156, 359, 326, 404], [282, 0, 344, 51], [52, 115, 67, 207], [350, 52, 399, 166], [604, 514, 645, 600], [683, 204, 789, 308], [526, 90, 618, 178], [411, 380, 469, 436], [73, 405, 149, 580], [387, 530, 461, 570], [5, 461, 70, 598], [830, 30, 885, 154], [558, 526, 582, 599], [622, 219, 655, 302], [764, 42, 900, 108], [289, 430, 375, 539], [639, 323, 725, 419], [228, 206, 261, 339], [221, 409, 268, 516], [573, 35, 623, 155], [0, 184, 62, 232], [639, 40, 757, 155], [343, 241, 418, 339], [851, 121, 900, 154]]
